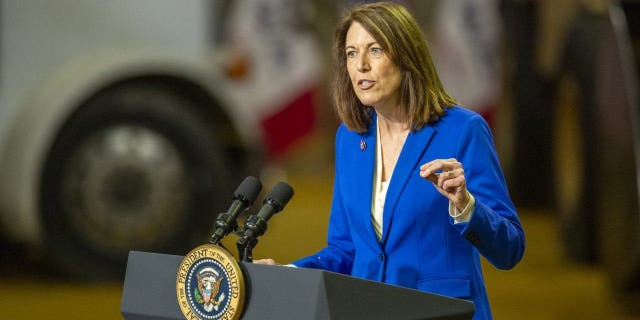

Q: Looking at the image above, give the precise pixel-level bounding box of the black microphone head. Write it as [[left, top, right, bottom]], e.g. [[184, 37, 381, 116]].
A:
[[264, 181, 294, 212], [233, 176, 262, 205]]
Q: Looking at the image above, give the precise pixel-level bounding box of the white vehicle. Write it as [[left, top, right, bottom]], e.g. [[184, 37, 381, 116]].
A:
[[0, 0, 259, 278]]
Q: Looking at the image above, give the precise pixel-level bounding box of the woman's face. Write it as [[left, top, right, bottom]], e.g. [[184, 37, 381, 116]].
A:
[[345, 22, 402, 112]]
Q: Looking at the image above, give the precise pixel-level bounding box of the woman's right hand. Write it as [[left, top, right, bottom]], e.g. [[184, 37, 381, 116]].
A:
[[252, 258, 279, 265]]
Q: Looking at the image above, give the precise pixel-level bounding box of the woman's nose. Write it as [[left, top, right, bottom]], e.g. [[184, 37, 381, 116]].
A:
[[357, 55, 370, 72]]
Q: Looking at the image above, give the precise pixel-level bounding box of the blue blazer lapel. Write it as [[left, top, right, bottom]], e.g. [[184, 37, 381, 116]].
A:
[[343, 118, 380, 246], [381, 125, 436, 245]]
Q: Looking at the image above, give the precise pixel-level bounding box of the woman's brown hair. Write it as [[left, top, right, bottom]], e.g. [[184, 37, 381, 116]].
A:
[[333, 1, 456, 132]]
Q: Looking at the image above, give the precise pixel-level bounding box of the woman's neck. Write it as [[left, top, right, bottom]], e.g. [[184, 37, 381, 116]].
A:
[[377, 113, 409, 182], [377, 111, 408, 137]]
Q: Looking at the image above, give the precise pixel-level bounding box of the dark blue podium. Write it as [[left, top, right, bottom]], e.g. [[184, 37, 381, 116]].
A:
[[121, 251, 474, 320]]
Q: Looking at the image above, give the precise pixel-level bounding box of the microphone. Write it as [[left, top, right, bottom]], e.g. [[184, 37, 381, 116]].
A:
[[209, 176, 262, 245], [237, 181, 294, 261]]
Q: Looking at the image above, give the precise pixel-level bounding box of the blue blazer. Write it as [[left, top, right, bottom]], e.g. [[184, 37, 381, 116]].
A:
[[293, 106, 525, 320]]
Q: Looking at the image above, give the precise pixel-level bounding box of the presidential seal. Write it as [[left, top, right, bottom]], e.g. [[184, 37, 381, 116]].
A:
[[176, 244, 245, 320]]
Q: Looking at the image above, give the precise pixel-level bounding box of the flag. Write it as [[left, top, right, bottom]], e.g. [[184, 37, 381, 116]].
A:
[[430, 0, 502, 126], [221, 0, 320, 159]]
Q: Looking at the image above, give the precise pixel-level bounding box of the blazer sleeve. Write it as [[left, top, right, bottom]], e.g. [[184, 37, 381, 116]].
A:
[[291, 125, 355, 274], [452, 113, 526, 270]]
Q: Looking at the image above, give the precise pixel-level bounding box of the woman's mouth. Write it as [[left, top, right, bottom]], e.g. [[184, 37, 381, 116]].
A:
[[357, 79, 375, 90]]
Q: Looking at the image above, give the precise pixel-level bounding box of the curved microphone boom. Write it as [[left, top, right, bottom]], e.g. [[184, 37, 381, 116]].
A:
[[237, 181, 294, 262], [209, 176, 262, 245]]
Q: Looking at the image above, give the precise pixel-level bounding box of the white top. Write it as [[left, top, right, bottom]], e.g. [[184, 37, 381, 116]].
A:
[[371, 119, 387, 240]]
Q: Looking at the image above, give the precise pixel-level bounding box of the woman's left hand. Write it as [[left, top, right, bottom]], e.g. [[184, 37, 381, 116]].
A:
[[419, 158, 470, 211]]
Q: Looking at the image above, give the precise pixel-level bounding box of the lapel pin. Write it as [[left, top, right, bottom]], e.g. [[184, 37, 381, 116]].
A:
[[360, 139, 367, 151]]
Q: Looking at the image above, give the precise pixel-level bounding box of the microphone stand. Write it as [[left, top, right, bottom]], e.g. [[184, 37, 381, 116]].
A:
[[236, 215, 264, 262], [237, 237, 258, 263], [209, 212, 235, 245]]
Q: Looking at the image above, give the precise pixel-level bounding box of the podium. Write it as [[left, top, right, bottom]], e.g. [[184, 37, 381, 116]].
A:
[[121, 251, 474, 320]]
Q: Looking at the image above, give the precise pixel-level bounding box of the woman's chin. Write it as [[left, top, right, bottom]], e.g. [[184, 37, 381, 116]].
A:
[[356, 97, 377, 107]]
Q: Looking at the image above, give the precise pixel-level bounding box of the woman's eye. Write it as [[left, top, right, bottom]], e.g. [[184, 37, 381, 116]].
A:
[[370, 47, 383, 56], [346, 50, 357, 58]]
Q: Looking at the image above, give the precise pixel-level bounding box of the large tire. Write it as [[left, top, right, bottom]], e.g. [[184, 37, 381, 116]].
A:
[[41, 80, 234, 280]]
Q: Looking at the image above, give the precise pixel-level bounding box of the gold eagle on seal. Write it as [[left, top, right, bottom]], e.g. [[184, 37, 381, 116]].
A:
[[196, 267, 225, 312]]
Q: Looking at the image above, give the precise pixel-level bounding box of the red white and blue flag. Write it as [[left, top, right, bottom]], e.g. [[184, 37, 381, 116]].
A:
[[221, 0, 320, 160], [430, 0, 502, 126]]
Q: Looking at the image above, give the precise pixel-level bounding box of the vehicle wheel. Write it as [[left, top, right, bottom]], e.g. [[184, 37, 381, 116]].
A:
[[41, 80, 234, 280]]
